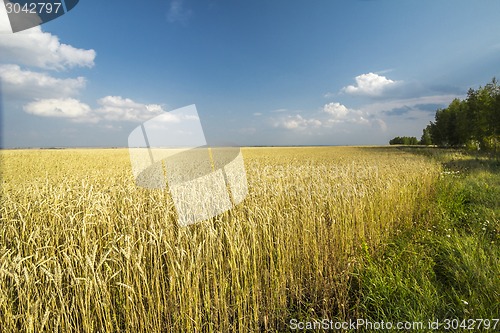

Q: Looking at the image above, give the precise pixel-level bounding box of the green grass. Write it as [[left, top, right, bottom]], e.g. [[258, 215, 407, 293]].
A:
[[355, 149, 500, 330]]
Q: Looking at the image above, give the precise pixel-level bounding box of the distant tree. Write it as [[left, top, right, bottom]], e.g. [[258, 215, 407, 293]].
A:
[[493, 79, 500, 152], [483, 78, 500, 151], [430, 108, 450, 146], [445, 98, 469, 147], [389, 137, 402, 145], [407, 137, 419, 145], [420, 125, 433, 145], [426, 77, 500, 151], [391, 78, 500, 150], [389, 136, 419, 145]]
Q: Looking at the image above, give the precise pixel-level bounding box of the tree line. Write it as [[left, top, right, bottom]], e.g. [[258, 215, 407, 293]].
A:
[[389, 136, 419, 145], [390, 78, 500, 151]]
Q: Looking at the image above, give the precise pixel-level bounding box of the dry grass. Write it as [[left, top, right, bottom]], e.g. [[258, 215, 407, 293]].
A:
[[0, 147, 440, 332]]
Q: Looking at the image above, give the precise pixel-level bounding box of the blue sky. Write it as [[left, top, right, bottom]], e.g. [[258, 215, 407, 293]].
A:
[[1, 0, 499, 147]]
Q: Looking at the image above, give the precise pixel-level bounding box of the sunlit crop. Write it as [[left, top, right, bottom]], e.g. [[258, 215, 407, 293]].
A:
[[0, 147, 440, 332]]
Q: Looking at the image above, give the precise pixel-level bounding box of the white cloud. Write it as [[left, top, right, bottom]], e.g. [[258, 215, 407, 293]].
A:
[[145, 104, 164, 113], [276, 114, 322, 130], [22, 96, 169, 123], [272, 102, 378, 132], [0, 26, 95, 70], [1, 25, 173, 131], [271, 94, 439, 134], [342, 72, 399, 96], [95, 96, 167, 122], [0, 64, 86, 99], [268, 80, 461, 137], [253, 112, 262, 116], [323, 102, 369, 125], [323, 102, 349, 118], [24, 98, 94, 121]]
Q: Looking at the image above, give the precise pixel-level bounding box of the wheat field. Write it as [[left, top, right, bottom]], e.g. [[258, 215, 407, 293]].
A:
[[0, 147, 440, 332]]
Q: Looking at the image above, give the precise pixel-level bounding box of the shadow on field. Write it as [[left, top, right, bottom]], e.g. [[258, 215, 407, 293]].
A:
[[442, 158, 500, 174], [393, 146, 500, 174], [358, 146, 500, 175]]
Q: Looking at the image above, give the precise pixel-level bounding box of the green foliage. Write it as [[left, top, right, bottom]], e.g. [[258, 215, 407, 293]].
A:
[[428, 78, 500, 151], [420, 126, 433, 145], [357, 236, 442, 321], [389, 136, 419, 145]]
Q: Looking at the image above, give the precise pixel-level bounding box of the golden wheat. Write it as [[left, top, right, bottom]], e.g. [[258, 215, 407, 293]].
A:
[[0, 147, 440, 332]]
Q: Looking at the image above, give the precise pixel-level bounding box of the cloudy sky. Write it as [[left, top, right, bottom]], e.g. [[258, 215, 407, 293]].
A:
[[1, 0, 499, 148]]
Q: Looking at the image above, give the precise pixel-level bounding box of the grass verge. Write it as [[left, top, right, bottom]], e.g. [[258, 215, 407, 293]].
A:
[[354, 149, 500, 330]]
